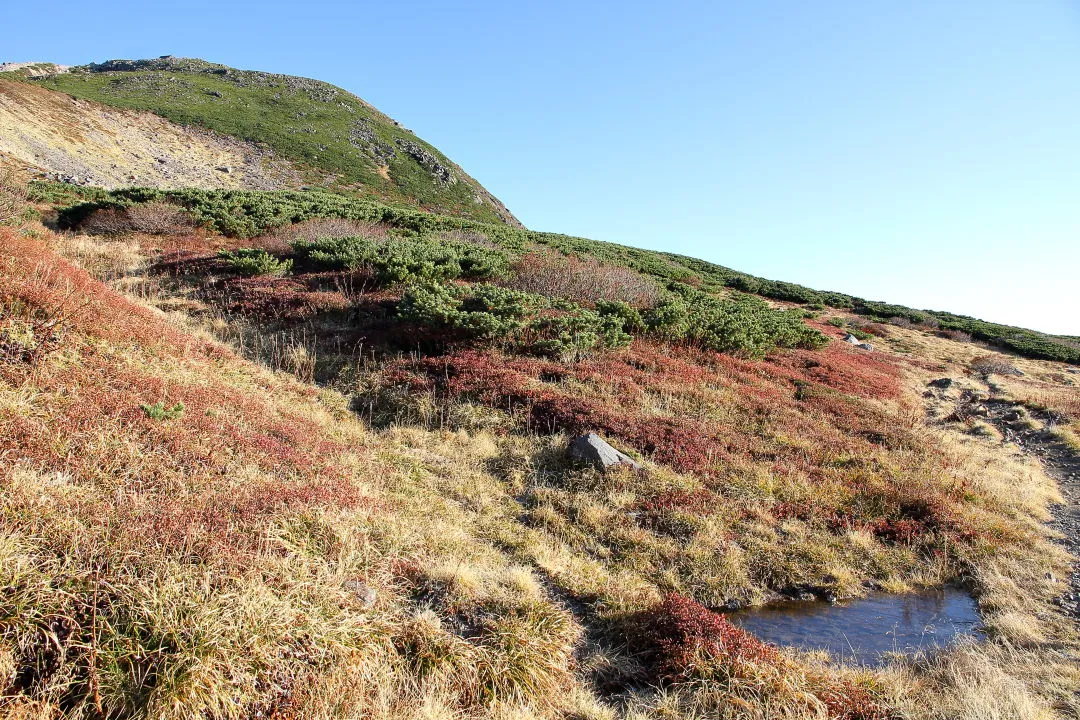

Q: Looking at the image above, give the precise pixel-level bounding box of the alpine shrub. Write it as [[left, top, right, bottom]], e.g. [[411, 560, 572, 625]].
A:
[[596, 300, 645, 333], [293, 235, 508, 284], [140, 401, 185, 421], [218, 248, 292, 277], [399, 282, 629, 358]]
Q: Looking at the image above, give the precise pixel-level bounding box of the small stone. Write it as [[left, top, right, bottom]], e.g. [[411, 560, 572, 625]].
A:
[[929, 378, 954, 389], [344, 580, 376, 607], [1045, 572, 1056, 582]]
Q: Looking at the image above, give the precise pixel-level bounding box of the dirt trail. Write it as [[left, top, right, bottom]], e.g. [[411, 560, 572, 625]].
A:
[[975, 391, 1080, 616], [0, 79, 302, 190]]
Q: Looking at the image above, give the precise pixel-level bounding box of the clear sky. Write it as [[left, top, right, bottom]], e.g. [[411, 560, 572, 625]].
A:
[[4, 1, 1078, 334]]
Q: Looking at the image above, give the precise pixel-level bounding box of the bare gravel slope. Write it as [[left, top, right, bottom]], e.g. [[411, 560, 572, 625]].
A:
[[0, 79, 303, 190]]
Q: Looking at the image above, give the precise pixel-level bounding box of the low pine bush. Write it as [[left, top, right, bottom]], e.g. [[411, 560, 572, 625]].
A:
[[140, 401, 185, 420], [846, 327, 874, 342], [218, 248, 293, 277], [648, 287, 828, 358], [293, 235, 508, 284], [398, 282, 630, 359]]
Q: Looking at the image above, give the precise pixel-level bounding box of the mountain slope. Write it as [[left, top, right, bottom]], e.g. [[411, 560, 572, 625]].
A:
[[3, 56, 1080, 720], [2, 202, 1077, 718], [0, 78, 300, 189], [5, 57, 519, 225], [42, 182, 1080, 365]]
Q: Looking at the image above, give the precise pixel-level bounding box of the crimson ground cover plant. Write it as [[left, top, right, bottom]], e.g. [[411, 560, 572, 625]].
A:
[[638, 594, 892, 719], [387, 339, 982, 553], [0, 231, 373, 564]]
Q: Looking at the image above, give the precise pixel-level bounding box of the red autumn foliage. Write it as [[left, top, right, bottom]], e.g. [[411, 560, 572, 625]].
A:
[[386, 338, 977, 547], [640, 593, 783, 681], [216, 275, 352, 321], [763, 344, 901, 401], [639, 595, 892, 720], [0, 231, 374, 564], [390, 341, 904, 478]]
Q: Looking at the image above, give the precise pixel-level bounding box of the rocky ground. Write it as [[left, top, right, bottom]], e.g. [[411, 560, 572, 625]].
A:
[[0, 78, 304, 190], [974, 391, 1080, 618]]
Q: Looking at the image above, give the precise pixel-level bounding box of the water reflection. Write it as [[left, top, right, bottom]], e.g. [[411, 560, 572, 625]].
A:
[[724, 586, 982, 667]]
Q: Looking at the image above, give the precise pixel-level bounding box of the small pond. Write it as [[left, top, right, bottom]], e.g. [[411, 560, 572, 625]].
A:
[[724, 586, 983, 667]]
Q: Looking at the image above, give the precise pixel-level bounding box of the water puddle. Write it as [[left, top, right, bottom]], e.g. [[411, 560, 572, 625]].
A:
[[724, 586, 983, 667]]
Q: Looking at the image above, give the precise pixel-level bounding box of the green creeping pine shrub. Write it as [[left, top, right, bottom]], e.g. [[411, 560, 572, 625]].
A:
[[643, 297, 691, 340], [292, 235, 509, 285], [827, 317, 847, 328], [399, 283, 541, 340], [531, 311, 631, 360], [141, 402, 184, 420], [596, 300, 645, 333], [847, 327, 874, 342], [398, 282, 629, 358], [643, 287, 827, 358], [52, 186, 529, 246], [399, 282, 821, 360], [217, 249, 292, 277], [44, 184, 1077, 364]]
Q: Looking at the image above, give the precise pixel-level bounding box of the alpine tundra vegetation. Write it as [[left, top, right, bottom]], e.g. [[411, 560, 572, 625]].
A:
[[1, 58, 1079, 720]]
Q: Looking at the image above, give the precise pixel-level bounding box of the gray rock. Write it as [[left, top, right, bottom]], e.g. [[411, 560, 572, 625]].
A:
[[841, 334, 874, 351], [929, 378, 954, 389], [344, 580, 377, 607], [394, 138, 457, 186], [569, 433, 642, 472]]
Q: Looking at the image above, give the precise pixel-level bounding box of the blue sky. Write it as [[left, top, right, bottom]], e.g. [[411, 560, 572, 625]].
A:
[[4, 1, 1078, 334]]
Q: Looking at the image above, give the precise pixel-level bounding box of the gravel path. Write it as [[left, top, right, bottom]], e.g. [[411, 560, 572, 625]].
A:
[[980, 397, 1080, 618]]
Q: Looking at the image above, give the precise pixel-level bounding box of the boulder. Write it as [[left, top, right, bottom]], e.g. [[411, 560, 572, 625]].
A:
[[842, 334, 873, 350], [569, 433, 642, 472], [929, 378, 954, 389]]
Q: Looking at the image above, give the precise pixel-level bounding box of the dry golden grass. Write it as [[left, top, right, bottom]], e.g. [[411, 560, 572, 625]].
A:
[[3, 224, 1078, 719]]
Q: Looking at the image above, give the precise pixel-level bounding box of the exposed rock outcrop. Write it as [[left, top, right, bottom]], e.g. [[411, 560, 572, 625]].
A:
[[569, 433, 643, 472]]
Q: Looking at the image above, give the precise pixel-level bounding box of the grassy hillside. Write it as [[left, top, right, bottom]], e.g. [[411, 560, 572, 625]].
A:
[[8, 190, 1080, 718], [2, 160, 1080, 717], [41, 182, 1080, 365], [23, 58, 519, 226]]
